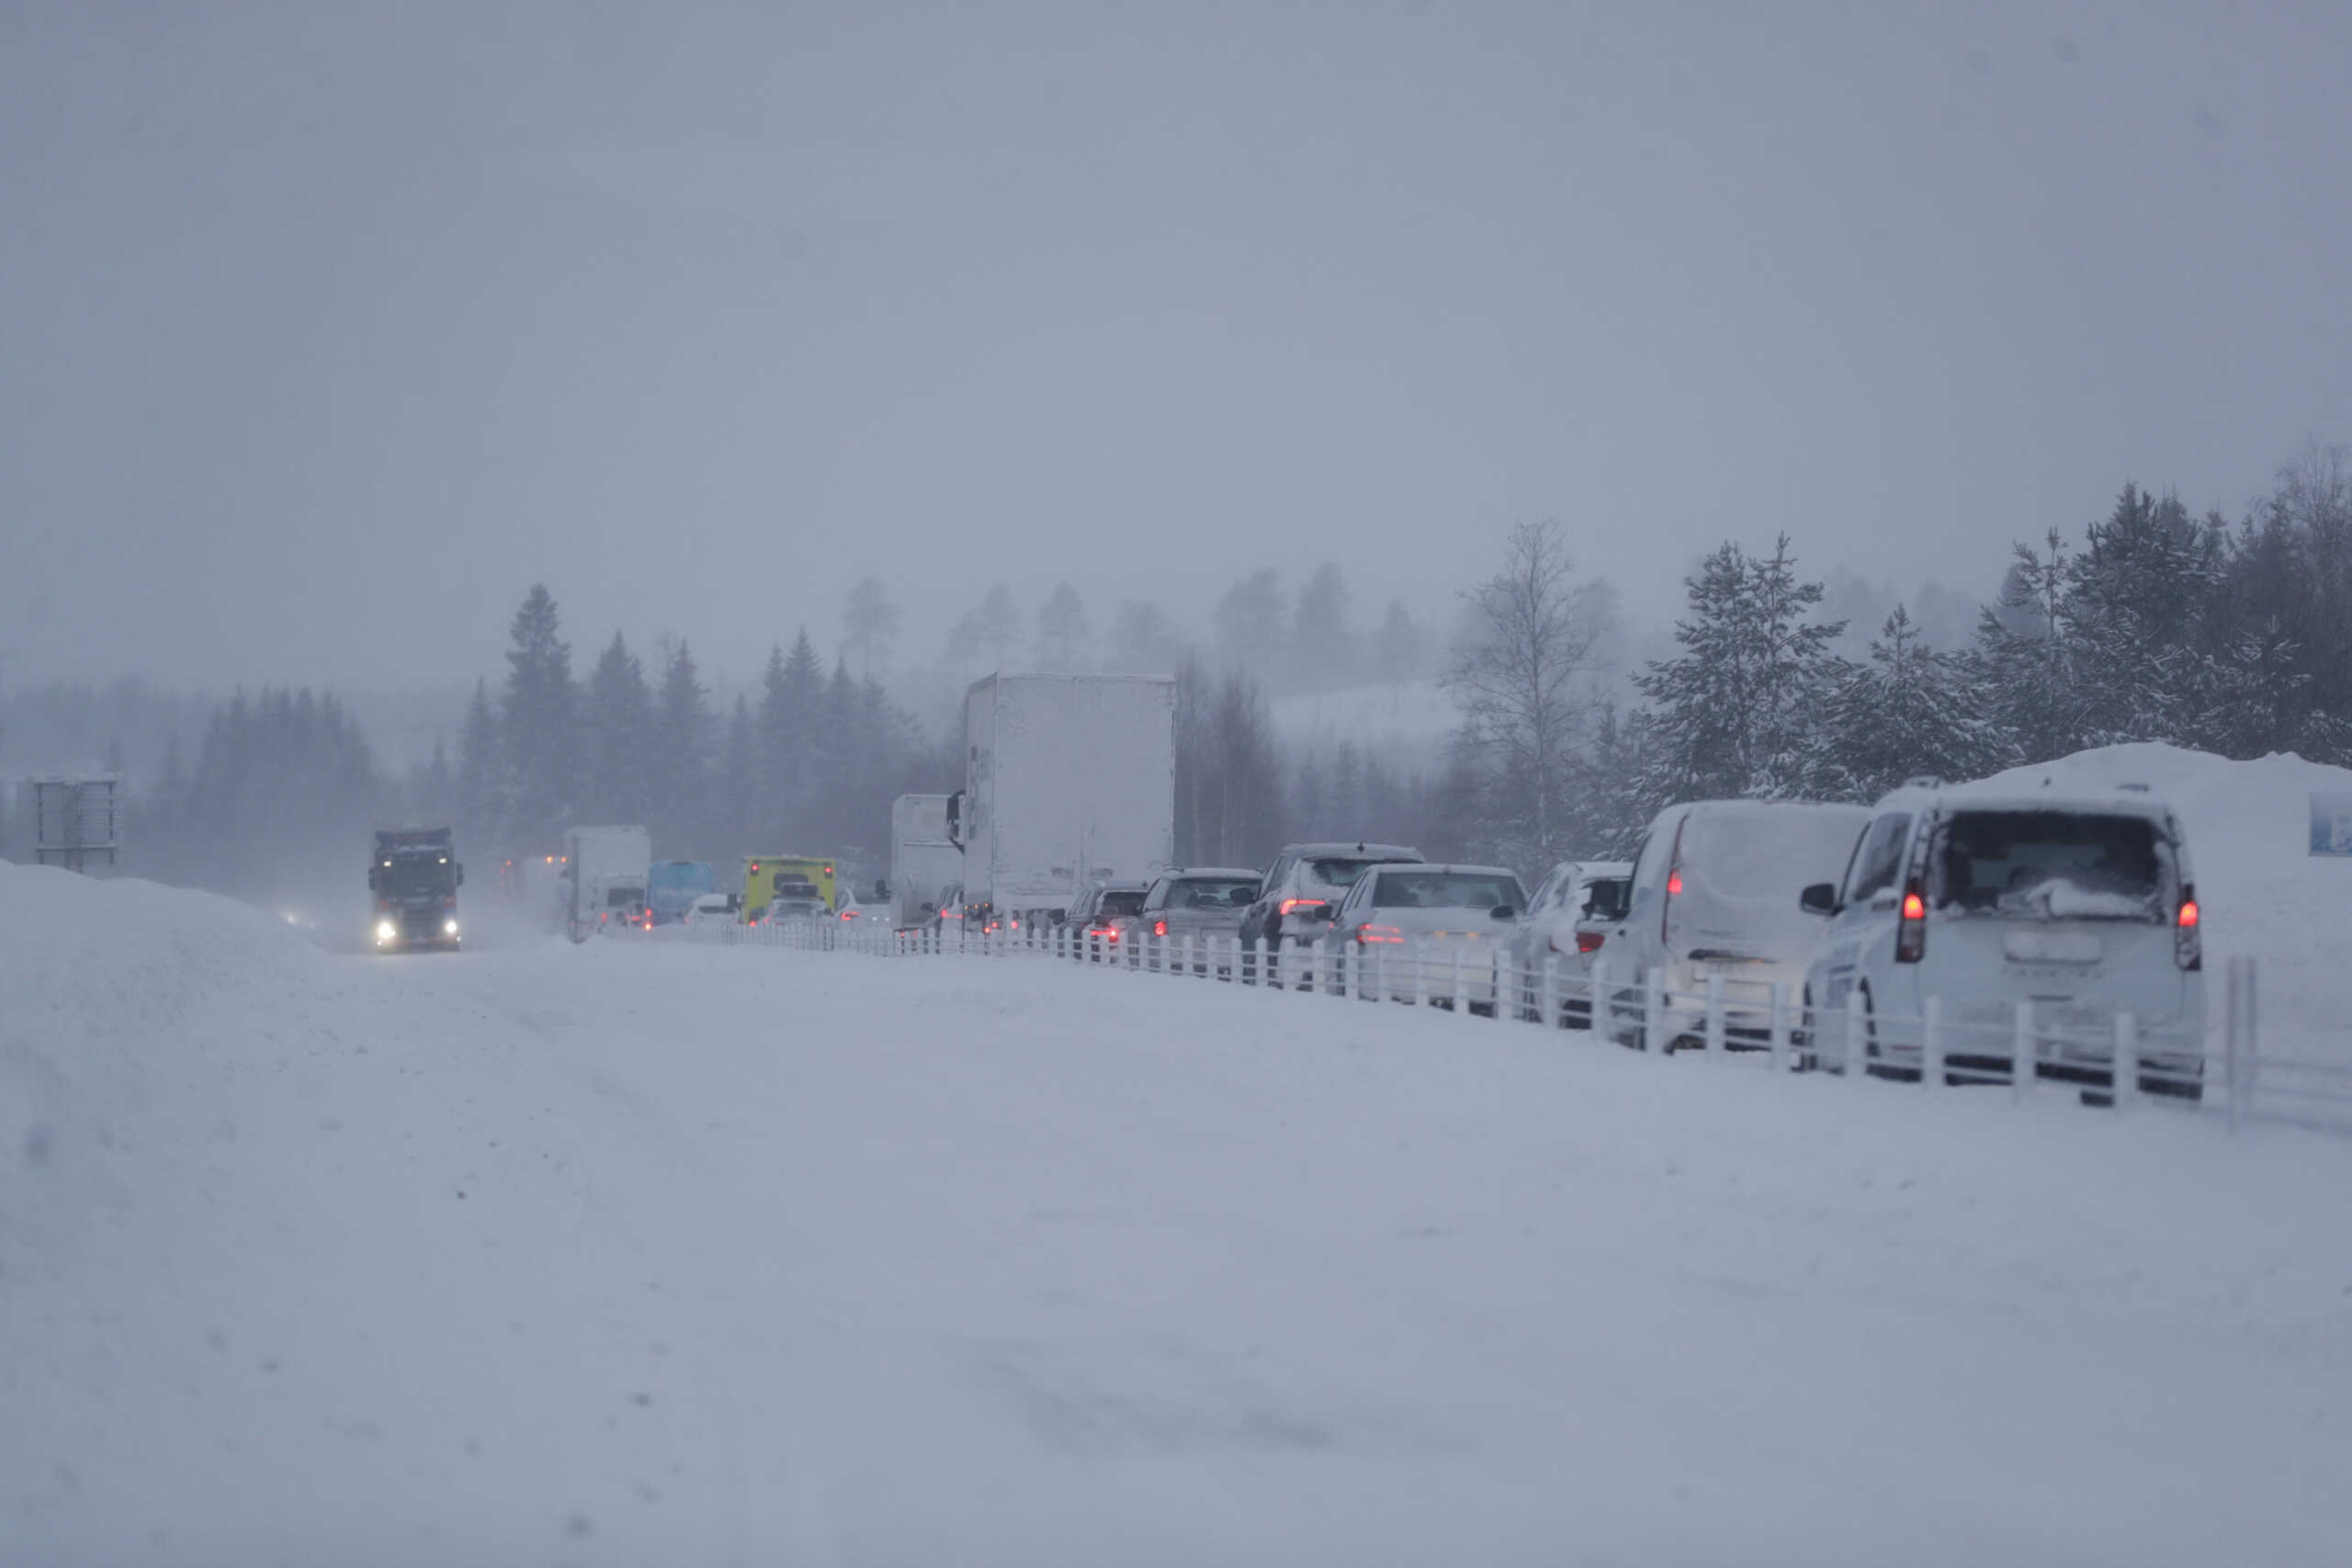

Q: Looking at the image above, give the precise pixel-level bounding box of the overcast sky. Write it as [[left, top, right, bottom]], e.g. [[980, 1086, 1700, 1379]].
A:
[[5, 1, 2347, 692]]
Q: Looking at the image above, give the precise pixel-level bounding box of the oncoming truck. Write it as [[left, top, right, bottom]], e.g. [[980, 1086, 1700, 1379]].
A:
[[951, 673, 1176, 930], [370, 827, 463, 952]]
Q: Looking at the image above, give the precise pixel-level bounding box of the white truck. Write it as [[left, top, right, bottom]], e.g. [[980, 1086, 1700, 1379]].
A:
[[889, 794, 964, 931], [950, 673, 1177, 929], [561, 824, 652, 942]]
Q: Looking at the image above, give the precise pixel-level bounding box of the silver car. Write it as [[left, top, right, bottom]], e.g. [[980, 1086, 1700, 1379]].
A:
[[1118, 868, 1263, 973], [1505, 859, 1634, 1026], [1317, 863, 1529, 1012]]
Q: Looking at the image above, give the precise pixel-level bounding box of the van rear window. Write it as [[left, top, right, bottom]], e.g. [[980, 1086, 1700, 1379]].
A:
[[1936, 811, 2165, 921]]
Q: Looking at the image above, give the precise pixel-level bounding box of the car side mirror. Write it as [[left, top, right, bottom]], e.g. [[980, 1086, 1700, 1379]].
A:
[[1799, 883, 1838, 916], [1491, 904, 1517, 920]]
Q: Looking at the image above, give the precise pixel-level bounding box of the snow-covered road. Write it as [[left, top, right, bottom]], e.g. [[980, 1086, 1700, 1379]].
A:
[[5, 863, 2350, 1566]]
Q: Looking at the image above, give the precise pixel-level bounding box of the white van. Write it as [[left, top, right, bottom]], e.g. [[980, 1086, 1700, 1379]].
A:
[[1603, 799, 1872, 1051], [1797, 779, 2205, 1099]]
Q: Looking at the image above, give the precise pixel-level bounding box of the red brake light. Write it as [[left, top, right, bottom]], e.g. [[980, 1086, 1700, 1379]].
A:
[[2177, 899, 2199, 930], [1895, 882, 1928, 964], [841, 909, 854, 920], [750, 863, 759, 874], [1278, 897, 1328, 916], [1355, 923, 1403, 944], [824, 865, 833, 876], [1153, 919, 1168, 937], [1576, 930, 1605, 954], [1666, 872, 1683, 897], [2177, 885, 2201, 970]]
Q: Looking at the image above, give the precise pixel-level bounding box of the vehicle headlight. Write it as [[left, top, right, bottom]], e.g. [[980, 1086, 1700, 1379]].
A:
[[376, 919, 398, 942], [444, 919, 459, 935]]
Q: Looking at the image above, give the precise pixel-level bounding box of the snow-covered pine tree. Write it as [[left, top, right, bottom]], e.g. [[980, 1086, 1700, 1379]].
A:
[[498, 585, 575, 846], [1811, 605, 2014, 800], [582, 631, 652, 827]]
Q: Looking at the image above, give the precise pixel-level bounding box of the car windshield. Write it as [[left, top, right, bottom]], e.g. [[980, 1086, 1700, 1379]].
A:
[[1170, 878, 1258, 908], [1936, 810, 2167, 921], [1097, 889, 1146, 919], [1370, 870, 1523, 910]]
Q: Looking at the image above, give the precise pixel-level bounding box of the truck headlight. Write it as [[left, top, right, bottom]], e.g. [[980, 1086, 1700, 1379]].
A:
[[376, 919, 398, 942], [444, 919, 459, 935]]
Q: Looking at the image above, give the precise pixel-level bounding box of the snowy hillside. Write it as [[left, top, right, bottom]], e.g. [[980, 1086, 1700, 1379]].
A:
[[5, 860, 2352, 1563], [1976, 743, 2352, 1055]]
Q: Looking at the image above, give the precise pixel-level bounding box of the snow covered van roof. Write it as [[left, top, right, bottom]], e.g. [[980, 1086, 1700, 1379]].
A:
[[1871, 775, 2184, 823]]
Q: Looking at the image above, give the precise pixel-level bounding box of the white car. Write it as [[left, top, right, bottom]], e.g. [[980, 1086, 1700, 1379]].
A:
[[1798, 779, 2205, 1100], [682, 893, 737, 928], [1317, 863, 1530, 1012], [1603, 799, 1872, 1051], [1505, 859, 1633, 1026]]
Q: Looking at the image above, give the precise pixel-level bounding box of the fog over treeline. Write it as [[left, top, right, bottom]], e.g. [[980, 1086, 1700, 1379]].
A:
[[6, 446, 2350, 902]]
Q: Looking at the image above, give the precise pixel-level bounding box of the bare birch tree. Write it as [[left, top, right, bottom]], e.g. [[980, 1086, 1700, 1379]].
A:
[[1444, 521, 1609, 873]]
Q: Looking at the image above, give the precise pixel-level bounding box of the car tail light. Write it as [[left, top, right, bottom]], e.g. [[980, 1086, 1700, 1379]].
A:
[[1895, 883, 1927, 964], [1091, 926, 1119, 942], [840, 909, 854, 920], [1153, 919, 1168, 938], [1576, 930, 1605, 954], [1355, 923, 1403, 944], [2177, 886, 2200, 970], [1278, 897, 1327, 916]]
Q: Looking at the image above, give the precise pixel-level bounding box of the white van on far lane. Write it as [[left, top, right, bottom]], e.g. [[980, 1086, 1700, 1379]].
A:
[[1798, 778, 2206, 1099]]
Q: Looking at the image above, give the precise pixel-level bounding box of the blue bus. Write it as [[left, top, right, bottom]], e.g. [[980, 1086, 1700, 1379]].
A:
[[646, 860, 718, 924]]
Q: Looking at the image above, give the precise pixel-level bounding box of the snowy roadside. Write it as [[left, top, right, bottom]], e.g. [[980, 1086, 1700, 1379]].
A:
[[4, 863, 2350, 1566]]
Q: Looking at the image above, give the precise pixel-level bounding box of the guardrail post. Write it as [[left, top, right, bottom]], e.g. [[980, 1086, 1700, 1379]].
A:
[[1703, 975, 1725, 1057], [1540, 954, 1559, 1030], [1767, 981, 1788, 1071], [1451, 944, 1467, 1018], [1922, 996, 1944, 1089], [2012, 999, 2034, 1101], [1844, 987, 1867, 1077], [2223, 956, 2242, 1132], [1645, 968, 1667, 1054], [2113, 1010, 2139, 1110]]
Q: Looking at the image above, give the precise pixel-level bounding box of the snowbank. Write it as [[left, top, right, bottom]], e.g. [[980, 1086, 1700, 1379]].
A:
[[4, 860, 2350, 1564], [1974, 743, 2352, 1054]]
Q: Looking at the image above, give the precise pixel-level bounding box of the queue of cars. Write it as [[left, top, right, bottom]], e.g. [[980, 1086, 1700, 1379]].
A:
[[894, 774, 2213, 1102]]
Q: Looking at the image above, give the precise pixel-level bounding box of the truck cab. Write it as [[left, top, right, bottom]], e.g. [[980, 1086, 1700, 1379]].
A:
[[370, 828, 463, 952]]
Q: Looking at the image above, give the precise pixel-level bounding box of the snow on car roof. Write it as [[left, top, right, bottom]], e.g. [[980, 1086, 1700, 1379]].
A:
[[1288, 841, 1421, 859], [1165, 867, 1262, 880]]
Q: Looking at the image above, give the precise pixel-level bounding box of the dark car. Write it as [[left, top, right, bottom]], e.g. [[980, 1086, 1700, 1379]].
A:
[[1240, 841, 1424, 984], [1063, 881, 1149, 961]]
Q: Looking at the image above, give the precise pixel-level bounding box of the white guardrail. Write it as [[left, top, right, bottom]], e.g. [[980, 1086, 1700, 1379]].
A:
[[683, 918, 2350, 1133]]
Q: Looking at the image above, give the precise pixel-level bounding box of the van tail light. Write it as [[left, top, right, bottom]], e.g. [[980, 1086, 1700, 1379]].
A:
[[1895, 884, 1928, 964], [1576, 930, 1605, 954], [1278, 897, 1327, 916], [1355, 923, 1404, 945], [1152, 919, 1169, 938], [1661, 817, 1689, 942], [2176, 886, 2201, 971]]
